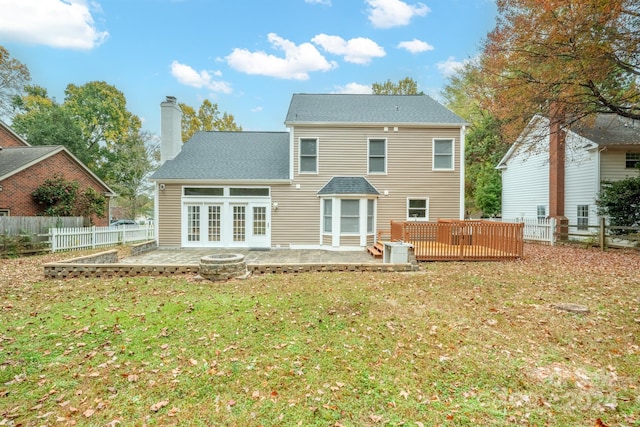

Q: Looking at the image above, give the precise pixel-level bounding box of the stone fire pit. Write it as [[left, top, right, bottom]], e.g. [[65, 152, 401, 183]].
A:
[[199, 253, 249, 281]]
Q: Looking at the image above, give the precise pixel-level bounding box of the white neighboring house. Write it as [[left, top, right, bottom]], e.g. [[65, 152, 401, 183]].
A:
[[497, 114, 640, 233]]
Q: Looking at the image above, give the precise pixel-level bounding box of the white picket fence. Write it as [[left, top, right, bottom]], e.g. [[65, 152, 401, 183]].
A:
[[49, 225, 155, 253], [498, 217, 556, 245]]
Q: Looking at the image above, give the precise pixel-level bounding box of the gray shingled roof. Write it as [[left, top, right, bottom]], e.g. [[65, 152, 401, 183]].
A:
[[285, 94, 466, 125], [0, 146, 61, 180], [571, 114, 640, 146], [150, 131, 290, 181], [317, 177, 380, 195]]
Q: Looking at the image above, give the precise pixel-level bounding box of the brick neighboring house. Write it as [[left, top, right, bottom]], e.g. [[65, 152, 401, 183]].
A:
[[0, 121, 115, 225]]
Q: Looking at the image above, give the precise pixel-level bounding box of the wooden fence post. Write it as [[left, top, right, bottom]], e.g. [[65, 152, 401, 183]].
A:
[[599, 217, 606, 251]]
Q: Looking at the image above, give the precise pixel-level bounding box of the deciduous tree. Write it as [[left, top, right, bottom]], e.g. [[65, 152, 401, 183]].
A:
[[11, 85, 87, 164], [442, 64, 507, 217], [372, 77, 423, 95], [105, 131, 158, 219], [0, 45, 30, 118], [478, 0, 640, 141], [179, 99, 241, 142]]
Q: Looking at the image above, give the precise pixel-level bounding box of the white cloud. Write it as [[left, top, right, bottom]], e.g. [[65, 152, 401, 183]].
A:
[[225, 33, 337, 80], [436, 56, 472, 78], [0, 0, 108, 50], [170, 61, 232, 93], [312, 34, 385, 65], [251, 106, 263, 112], [305, 0, 331, 4], [332, 83, 373, 94], [397, 39, 434, 54], [366, 0, 430, 29]]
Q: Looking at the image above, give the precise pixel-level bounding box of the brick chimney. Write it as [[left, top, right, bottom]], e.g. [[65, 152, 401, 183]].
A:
[[160, 96, 182, 164], [548, 103, 568, 239]]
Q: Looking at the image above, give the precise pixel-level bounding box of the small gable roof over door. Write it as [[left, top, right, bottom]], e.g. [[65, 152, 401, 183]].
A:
[[317, 177, 380, 196]]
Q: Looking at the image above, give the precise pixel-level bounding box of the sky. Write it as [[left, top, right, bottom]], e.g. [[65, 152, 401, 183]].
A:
[[0, 0, 498, 136]]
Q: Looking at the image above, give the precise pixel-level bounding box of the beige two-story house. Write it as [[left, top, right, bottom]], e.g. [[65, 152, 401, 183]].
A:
[[150, 94, 466, 250]]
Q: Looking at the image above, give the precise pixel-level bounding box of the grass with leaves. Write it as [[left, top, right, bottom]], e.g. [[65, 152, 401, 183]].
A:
[[1, 244, 639, 426]]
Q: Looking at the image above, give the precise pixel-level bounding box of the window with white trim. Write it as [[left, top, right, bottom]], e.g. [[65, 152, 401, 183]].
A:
[[368, 138, 386, 174], [407, 198, 428, 221], [626, 152, 640, 169], [367, 199, 374, 233], [0, 209, 9, 216], [323, 199, 332, 233], [299, 138, 318, 173], [433, 139, 454, 170], [537, 205, 546, 222], [340, 200, 359, 234], [577, 205, 589, 230]]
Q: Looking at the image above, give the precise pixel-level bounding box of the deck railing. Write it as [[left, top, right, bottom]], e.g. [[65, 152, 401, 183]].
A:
[[388, 219, 524, 261]]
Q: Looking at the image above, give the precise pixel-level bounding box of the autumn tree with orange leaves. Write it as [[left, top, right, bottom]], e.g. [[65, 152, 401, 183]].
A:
[[475, 0, 640, 140]]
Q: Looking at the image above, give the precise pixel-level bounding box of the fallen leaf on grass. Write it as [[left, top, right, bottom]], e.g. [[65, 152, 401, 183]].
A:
[[369, 414, 384, 423], [150, 400, 169, 412], [83, 408, 95, 417]]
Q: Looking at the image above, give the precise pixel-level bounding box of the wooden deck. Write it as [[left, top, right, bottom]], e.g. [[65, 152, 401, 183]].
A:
[[372, 220, 524, 262]]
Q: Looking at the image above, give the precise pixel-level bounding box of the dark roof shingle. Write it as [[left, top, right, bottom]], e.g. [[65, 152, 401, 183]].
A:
[[0, 146, 61, 179], [150, 131, 290, 181], [285, 94, 466, 125], [317, 177, 380, 195]]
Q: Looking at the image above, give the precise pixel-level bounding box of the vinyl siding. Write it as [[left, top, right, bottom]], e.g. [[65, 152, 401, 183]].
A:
[[156, 184, 182, 247], [501, 139, 549, 219], [564, 134, 599, 226], [600, 148, 640, 182], [270, 125, 462, 246]]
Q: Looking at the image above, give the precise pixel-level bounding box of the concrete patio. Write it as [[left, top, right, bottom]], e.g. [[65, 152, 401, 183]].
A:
[[44, 246, 419, 279], [118, 247, 380, 265]]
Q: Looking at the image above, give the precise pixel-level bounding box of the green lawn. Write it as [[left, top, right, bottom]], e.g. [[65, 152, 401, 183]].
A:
[[1, 244, 639, 426]]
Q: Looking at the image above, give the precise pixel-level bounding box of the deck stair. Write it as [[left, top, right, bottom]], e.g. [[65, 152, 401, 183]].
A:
[[367, 241, 384, 258]]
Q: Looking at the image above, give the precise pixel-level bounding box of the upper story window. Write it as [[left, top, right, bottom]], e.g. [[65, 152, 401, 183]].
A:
[[299, 138, 318, 173], [433, 139, 454, 170], [626, 152, 640, 169], [368, 138, 386, 174]]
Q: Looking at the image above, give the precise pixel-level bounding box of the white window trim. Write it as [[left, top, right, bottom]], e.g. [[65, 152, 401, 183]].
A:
[[406, 197, 429, 221], [319, 197, 376, 247], [626, 152, 640, 169], [340, 199, 360, 235], [432, 138, 455, 171], [367, 138, 387, 175], [298, 137, 318, 174], [577, 204, 589, 230]]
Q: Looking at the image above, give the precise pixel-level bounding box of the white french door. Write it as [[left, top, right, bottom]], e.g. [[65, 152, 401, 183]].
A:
[[183, 201, 269, 248]]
